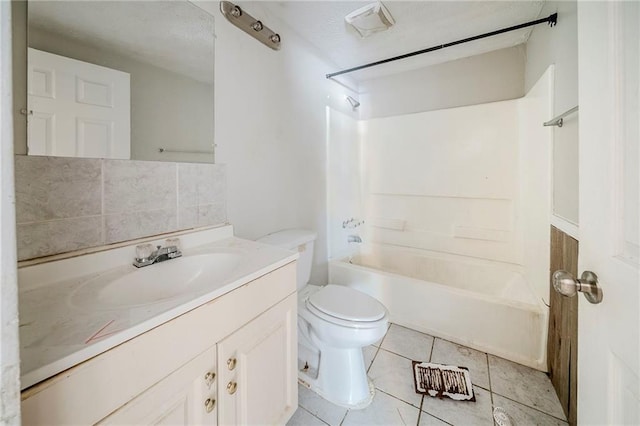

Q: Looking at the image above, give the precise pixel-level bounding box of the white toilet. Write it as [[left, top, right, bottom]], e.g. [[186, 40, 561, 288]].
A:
[[257, 229, 389, 409]]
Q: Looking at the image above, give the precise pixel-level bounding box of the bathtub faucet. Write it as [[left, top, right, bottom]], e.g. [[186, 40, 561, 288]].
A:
[[347, 235, 362, 243]]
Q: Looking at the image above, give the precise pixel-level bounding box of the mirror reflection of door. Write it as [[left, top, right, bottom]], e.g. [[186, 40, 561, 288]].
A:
[[28, 48, 131, 159], [26, 0, 215, 163]]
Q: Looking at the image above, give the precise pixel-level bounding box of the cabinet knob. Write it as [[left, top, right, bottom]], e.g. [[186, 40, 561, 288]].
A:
[[204, 398, 216, 413], [204, 371, 216, 387], [227, 357, 237, 370], [227, 381, 238, 395]]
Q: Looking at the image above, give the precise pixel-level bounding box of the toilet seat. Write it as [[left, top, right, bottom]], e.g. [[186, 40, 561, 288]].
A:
[[305, 285, 387, 329]]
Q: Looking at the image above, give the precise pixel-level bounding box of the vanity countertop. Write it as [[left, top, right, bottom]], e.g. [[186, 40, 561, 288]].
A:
[[18, 226, 297, 390]]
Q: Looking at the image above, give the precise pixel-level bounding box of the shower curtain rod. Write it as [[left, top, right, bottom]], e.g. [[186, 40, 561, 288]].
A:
[[326, 13, 558, 79]]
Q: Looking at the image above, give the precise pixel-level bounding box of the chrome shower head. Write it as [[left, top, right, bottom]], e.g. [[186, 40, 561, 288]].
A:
[[346, 95, 360, 110]]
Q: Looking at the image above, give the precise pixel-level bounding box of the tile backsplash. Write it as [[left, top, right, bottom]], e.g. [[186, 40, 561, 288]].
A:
[[15, 156, 226, 261]]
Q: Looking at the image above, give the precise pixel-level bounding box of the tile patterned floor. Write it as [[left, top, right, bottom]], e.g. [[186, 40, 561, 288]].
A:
[[288, 324, 568, 426]]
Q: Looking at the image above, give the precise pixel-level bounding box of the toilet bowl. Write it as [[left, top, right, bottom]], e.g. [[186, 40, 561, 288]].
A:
[[298, 284, 388, 408], [257, 229, 389, 408]]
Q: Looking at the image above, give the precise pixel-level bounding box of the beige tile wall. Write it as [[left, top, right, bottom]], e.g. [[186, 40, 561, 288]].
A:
[[14, 156, 226, 260]]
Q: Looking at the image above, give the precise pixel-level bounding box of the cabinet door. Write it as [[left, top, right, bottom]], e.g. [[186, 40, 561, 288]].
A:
[[217, 294, 297, 425], [99, 346, 217, 425]]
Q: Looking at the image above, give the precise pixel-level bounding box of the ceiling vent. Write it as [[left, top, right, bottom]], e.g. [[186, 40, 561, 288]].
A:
[[345, 2, 395, 38]]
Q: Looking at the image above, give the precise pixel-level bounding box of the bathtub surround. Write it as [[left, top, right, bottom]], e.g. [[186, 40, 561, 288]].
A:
[[362, 100, 522, 265], [14, 155, 226, 260], [516, 68, 555, 306], [330, 68, 554, 370], [363, 68, 552, 303]]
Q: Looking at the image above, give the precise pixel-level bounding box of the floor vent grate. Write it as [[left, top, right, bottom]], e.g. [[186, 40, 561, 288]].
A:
[[412, 361, 475, 401]]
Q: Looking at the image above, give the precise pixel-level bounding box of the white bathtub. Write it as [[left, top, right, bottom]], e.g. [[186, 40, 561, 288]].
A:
[[329, 245, 548, 371]]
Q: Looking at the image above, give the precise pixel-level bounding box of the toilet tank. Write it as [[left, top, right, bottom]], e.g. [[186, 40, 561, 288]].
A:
[[257, 229, 317, 290]]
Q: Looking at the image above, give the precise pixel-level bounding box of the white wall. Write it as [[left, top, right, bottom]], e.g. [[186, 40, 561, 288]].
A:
[[197, 1, 358, 284], [525, 1, 579, 228], [1, 1, 21, 423], [359, 46, 525, 120]]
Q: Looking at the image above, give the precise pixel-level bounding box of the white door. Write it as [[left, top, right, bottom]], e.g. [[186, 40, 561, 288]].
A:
[[27, 48, 130, 159], [578, 1, 639, 424], [217, 295, 297, 426]]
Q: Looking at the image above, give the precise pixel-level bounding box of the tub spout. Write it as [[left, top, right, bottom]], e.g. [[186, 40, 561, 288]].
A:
[[348, 235, 362, 243]]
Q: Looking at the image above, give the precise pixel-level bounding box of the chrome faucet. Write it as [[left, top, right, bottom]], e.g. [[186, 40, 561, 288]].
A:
[[133, 244, 182, 268], [347, 235, 362, 243]]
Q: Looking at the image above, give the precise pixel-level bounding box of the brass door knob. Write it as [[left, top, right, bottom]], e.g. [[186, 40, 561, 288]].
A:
[[227, 381, 238, 395]]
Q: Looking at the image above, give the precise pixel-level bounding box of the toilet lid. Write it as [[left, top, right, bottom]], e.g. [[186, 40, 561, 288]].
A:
[[307, 285, 386, 322]]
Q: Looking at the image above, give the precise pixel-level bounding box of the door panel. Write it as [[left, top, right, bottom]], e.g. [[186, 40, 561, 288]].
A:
[[28, 111, 54, 155], [29, 66, 54, 98], [76, 118, 113, 158], [577, 2, 640, 424], [76, 77, 114, 107]]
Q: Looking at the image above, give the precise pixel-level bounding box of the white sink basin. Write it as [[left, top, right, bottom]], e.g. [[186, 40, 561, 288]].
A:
[[70, 253, 243, 309]]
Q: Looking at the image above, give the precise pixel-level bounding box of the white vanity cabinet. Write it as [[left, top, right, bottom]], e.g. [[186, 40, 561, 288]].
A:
[[21, 262, 297, 425], [217, 293, 297, 425]]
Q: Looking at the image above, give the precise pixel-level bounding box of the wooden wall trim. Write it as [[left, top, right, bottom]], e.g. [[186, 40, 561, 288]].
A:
[[548, 225, 578, 426]]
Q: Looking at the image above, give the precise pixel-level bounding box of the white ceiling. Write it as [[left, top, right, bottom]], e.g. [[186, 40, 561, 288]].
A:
[[29, 1, 215, 84], [263, 1, 546, 81], [29, 1, 546, 84]]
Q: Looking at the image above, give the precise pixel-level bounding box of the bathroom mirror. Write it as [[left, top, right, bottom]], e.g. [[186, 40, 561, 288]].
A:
[[26, 0, 215, 163]]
